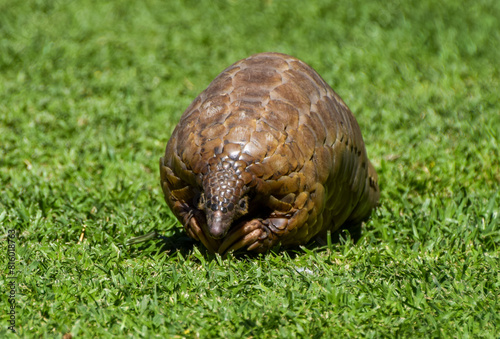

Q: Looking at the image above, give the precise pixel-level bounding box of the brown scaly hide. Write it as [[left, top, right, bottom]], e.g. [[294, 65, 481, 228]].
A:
[[160, 52, 379, 254]]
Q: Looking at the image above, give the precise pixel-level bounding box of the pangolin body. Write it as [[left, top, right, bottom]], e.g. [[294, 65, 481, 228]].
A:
[[160, 52, 379, 254]]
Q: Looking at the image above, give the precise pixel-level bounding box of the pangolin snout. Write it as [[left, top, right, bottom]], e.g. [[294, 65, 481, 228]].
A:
[[207, 210, 230, 239]]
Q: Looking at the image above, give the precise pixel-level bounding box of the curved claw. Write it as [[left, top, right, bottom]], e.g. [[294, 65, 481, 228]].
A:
[[221, 229, 263, 255], [218, 220, 265, 254], [246, 226, 275, 253], [187, 214, 221, 253]]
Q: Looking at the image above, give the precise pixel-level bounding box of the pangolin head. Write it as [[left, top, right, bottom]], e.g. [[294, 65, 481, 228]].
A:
[[199, 167, 249, 239]]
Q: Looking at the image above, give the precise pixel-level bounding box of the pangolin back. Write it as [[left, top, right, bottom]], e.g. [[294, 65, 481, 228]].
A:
[[160, 52, 379, 254]]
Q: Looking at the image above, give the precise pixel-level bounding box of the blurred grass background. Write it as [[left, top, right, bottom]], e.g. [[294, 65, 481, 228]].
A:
[[0, 0, 499, 337]]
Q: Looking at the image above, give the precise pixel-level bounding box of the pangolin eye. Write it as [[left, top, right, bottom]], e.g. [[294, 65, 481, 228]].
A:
[[197, 193, 205, 209], [239, 199, 247, 209]]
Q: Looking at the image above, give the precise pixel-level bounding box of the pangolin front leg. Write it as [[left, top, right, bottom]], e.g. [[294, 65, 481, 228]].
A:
[[184, 210, 221, 254], [218, 219, 273, 254], [217, 204, 312, 254]]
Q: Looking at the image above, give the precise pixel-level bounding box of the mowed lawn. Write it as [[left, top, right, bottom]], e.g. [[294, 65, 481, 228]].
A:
[[1, 0, 499, 337]]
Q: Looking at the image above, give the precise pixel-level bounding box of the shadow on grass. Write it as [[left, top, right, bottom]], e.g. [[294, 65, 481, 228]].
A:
[[126, 228, 197, 258], [272, 223, 363, 260], [126, 222, 363, 261]]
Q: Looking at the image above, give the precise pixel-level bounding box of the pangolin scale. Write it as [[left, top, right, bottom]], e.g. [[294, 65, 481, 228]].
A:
[[160, 52, 379, 254]]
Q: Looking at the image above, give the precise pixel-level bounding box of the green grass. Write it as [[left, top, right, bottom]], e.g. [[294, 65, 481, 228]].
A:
[[1, 0, 499, 337]]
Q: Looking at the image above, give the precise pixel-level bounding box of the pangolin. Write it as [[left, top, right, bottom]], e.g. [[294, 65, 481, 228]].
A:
[[160, 52, 379, 254]]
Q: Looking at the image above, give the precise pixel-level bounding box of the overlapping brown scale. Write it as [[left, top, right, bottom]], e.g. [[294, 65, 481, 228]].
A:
[[233, 67, 283, 89], [268, 218, 288, 234], [293, 191, 309, 210], [347, 113, 364, 153], [329, 90, 350, 111], [179, 96, 203, 122], [267, 195, 293, 213], [213, 65, 241, 83], [273, 142, 298, 173], [313, 98, 339, 146], [349, 150, 366, 192], [200, 138, 223, 157], [280, 193, 296, 205], [260, 153, 289, 180], [345, 145, 359, 188], [282, 68, 322, 103], [273, 173, 301, 195], [176, 112, 199, 144], [248, 129, 279, 157], [242, 141, 266, 161], [310, 212, 323, 238], [284, 140, 305, 169], [310, 182, 326, 206], [266, 100, 299, 131], [186, 151, 201, 172], [160, 160, 183, 190], [271, 83, 311, 113], [298, 113, 325, 149], [329, 140, 347, 183], [204, 74, 234, 96], [246, 162, 266, 178], [349, 175, 374, 222], [221, 143, 242, 161], [260, 109, 286, 132], [170, 153, 198, 187], [242, 54, 290, 72], [334, 99, 354, 144], [203, 92, 231, 106], [222, 109, 259, 130], [288, 60, 327, 92], [308, 111, 328, 145], [231, 94, 268, 107], [322, 97, 347, 145], [197, 95, 231, 127], [237, 171, 253, 186], [313, 146, 333, 184], [332, 195, 353, 227], [179, 132, 198, 163], [224, 125, 254, 145], [287, 207, 309, 233], [230, 86, 269, 101], [255, 120, 284, 143], [200, 123, 228, 141], [192, 152, 208, 174], [233, 160, 246, 171], [290, 125, 316, 161], [237, 152, 255, 165], [255, 162, 275, 181], [298, 160, 318, 191]]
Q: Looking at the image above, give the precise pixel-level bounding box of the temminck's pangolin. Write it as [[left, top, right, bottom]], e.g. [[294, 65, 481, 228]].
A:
[[160, 52, 379, 254]]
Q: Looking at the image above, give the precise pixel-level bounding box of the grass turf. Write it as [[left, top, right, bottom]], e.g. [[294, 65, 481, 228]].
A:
[[1, 0, 499, 337]]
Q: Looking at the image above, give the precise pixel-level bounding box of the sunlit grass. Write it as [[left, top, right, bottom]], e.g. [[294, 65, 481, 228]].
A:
[[0, 0, 499, 337]]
